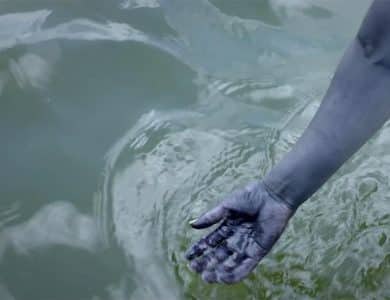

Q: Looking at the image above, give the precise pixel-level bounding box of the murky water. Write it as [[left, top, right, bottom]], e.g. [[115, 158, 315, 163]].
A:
[[1, 0, 389, 299]]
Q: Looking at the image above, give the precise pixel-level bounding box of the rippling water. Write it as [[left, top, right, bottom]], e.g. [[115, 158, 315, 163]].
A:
[[1, 0, 388, 299]]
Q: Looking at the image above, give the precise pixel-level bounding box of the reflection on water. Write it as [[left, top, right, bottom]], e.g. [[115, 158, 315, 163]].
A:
[[9, 53, 52, 90], [0, 202, 99, 259], [0, 10, 155, 50], [1, 0, 388, 299], [120, 0, 159, 9], [96, 96, 389, 299]]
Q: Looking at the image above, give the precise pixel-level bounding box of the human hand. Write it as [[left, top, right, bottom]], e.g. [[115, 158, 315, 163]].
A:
[[185, 182, 294, 284]]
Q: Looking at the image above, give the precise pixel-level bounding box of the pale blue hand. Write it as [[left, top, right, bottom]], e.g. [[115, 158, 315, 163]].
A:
[[185, 182, 293, 284]]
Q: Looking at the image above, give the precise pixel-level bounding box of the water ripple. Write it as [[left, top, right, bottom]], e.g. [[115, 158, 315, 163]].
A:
[[0, 10, 181, 59], [95, 90, 389, 299]]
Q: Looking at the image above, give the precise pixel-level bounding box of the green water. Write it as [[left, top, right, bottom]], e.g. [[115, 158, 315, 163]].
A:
[[1, 0, 389, 299]]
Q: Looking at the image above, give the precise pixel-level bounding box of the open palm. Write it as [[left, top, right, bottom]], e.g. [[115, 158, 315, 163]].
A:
[[185, 182, 294, 284]]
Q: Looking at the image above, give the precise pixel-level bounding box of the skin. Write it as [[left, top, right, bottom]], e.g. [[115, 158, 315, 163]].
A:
[[185, 0, 390, 284], [186, 182, 293, 284]]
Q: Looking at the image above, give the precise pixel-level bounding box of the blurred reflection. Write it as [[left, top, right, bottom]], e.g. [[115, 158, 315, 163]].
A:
[[0, 10, 150, 52], [159, 0, 336, 80], [269, 0, 332, 18], [0, 201, 99, 260], [119, 0, 158, 9], [9, 54, 52, 90]]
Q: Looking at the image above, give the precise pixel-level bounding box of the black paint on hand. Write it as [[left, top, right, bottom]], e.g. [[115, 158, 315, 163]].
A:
[[185, 182, 294, 284]]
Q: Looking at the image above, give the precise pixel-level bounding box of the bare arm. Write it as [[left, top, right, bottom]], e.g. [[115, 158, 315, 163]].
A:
[[264, 0, 390, 209], [185, 0, 390, 284]]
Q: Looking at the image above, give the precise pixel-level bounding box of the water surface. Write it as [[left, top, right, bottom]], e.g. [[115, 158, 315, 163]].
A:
[[1, 0, 389, 299]]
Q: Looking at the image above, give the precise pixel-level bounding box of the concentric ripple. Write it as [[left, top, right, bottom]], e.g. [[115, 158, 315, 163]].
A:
[[96, 108, 273, 299], [87, 1, 388, 299], [95, 81, 389, 299]]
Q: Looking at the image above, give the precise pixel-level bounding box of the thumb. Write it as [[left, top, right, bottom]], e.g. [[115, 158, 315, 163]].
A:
[[189, 204, 226, 229]]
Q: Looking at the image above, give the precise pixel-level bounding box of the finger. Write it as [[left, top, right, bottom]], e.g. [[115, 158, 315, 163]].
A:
[[205, 224, 234, 247], [186, 226, 233, 262], [212, 244, 234, 262], [189, 205, 226, 229], [189, 252, 219, 273], [202, 271, 218, 284], [220, 252, 247, 272], [205, 230, 225, 247], [214, 239, 266, 283], [217, 258, 257, 284], [203, 255, 219, 271], [189, 255, 208, 273], [189, 245, 233, 279], [185, 238, 208, 260]]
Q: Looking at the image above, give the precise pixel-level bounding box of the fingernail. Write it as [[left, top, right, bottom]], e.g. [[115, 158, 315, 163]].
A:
[[189, 218, 198, 225]]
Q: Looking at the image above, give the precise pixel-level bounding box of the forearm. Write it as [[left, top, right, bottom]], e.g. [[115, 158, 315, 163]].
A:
[[264, 0, 390, 209]]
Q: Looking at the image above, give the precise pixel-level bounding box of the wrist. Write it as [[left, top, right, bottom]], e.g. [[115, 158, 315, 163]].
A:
[[262, 180, 300, 211], [263, 127, 342, 209]]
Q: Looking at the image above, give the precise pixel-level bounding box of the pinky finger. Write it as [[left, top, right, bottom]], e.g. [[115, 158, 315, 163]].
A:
[[216, 258, 257, 284]]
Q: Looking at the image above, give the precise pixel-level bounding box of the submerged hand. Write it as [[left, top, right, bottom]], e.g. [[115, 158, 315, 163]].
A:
[[185, 182, 294, 284]]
